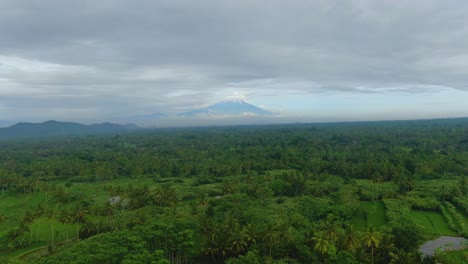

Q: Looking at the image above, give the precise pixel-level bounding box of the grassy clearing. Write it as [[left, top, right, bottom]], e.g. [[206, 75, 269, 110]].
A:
[[29, 218, 76, 243], [0, 191, 52, 236], [351, 201, 387, 230], [0, 177, 173, 259], [350, 200, 459, 240], [411, 210, 456, 238]]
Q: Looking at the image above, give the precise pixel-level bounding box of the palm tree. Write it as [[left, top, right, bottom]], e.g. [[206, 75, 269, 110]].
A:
[[57, 209, 71, 224], [389, 248, 417, 264], [362, 226, 382, 264], [323, 218, 340, 244], [80, 220, 98, 238], [39, 181, 50, 202], [153, 184, 176, 207], [29, 175, 40, 194], [376, 233, 396, 264], [458, 175, 467, 195], [230, 230, 247, 256], [222, 179, 237, 195], [262, 224, 278, 257], [21, 210, 36, 225], [313, 232, 331, 255], [53, 186, 67, 203], [371, 172, 383, 200], [71, 205, 87, 240], [276, 223, 291, 248], [243, 223, 257, 245], [101, 201, 114, 216], [342, 225, 360, 251], [46, 210, 55, 246], [205, 244, 219, 264]]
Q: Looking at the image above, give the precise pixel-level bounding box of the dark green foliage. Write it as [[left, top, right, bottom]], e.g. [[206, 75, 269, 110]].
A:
[[35, 230, 170, 264], [0, 118, 467, 263]]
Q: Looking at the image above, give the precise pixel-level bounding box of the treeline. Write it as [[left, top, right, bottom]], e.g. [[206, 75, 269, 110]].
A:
[[1, 120, 467, 186]]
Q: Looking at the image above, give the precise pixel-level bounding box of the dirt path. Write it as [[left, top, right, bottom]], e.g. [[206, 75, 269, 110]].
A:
[[419, 236, 468, 256], [17, 240, 75, 261]]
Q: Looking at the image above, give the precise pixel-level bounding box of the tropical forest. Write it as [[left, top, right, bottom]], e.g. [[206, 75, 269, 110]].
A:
[[0, 118, 467, 264]]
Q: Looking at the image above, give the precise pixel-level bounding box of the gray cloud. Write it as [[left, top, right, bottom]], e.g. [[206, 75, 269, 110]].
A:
[[0, 0, 468, 122]]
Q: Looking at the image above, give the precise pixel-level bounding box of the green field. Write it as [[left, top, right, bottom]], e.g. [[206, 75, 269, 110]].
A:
[[351, 201, 387, 230], [29, 218, 76, 243], [350, 201, 463, 240], [0, 191, 53, 237], [0, 177, 191, 259], [410, 210, 456, 238]]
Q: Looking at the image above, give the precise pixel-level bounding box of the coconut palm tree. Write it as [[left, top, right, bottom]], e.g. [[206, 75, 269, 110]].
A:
[[362, 226, 382, 264], [46, 210, 55, 246], [376, 233, 396, 264], [323, 218, 340, 244], [342, 225, 360, 251], [313, 231, 332, 255], [243, 223, 258, 245], [39, 181, 50, 202], [230, 229, 247, 256], [262, 224, 278, 257], [71, 205, 87, 240], [389, 248, 417, 264]]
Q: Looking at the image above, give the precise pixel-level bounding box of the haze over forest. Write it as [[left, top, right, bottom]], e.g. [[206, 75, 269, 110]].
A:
[[1, 0, 468, 126]]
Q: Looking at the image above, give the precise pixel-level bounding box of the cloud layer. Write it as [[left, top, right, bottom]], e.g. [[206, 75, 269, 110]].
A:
[[1, 0, 467, 123]]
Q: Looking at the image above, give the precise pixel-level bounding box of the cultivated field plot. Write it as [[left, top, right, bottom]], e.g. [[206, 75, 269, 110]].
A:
[[411, 210, 456, 237]]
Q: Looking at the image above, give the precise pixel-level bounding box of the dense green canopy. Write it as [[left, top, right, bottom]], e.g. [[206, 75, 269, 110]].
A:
[[0, 118, 467, 263]]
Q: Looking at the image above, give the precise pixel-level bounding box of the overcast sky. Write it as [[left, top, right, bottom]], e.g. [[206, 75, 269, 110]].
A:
[[1, 0, 468, 125]]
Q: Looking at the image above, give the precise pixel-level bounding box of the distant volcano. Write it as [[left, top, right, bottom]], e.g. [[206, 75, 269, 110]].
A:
[[179, 100, 274, 117]]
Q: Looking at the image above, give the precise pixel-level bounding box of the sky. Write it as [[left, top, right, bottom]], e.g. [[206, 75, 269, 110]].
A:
[[1, 0, 468, 126]]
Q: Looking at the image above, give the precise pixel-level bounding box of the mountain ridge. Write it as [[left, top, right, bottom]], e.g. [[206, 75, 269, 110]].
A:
[[0, 120, 141, 140]]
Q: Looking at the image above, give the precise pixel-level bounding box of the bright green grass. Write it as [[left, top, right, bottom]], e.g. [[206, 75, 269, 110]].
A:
[[0, 177, 170, 259], [436, 248, 468, 264], [367, 201, 387, 227], [351, 201, 387, 230], [0, 191, 52, 236], [411, 210, 456, 238], [29, 218, 76, 243], [350, 200, 459, 239]]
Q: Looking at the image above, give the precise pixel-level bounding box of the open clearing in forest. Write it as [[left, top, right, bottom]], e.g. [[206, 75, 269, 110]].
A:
[[411, 210, 456, 237], [351, 201, 387, 230], [0, 191, 50, 237], [351, 200, 463, 240], [0, 177, 186, 258], [29, 218, 76, 243]]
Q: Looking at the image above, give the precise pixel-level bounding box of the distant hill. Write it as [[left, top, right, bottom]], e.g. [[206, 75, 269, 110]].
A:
[[0, 120, 141, 140], [179, 100, 274, 117]]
